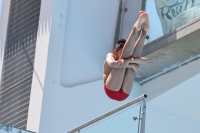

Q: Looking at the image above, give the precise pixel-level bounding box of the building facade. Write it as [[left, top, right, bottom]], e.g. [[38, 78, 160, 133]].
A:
[[0, 0, 41, 130]]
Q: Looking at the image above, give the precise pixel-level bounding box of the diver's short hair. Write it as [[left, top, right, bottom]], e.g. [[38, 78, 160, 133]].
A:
[[115, 39, 126, 51]]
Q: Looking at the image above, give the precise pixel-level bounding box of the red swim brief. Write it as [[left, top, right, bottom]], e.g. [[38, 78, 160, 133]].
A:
[[104, 84, 129, 101]]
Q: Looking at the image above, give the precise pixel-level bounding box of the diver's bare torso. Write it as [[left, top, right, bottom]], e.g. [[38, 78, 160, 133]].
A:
[[103, 53, 115, 83]]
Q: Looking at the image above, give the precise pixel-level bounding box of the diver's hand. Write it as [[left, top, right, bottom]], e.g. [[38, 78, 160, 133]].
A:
[[117, 59, 129, 69]]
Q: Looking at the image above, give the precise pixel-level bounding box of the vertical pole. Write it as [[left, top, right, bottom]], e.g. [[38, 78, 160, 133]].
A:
[[113, 0, 123, 49], [141, 0, 146, 11], [140, 99, 146, 133], [78, 130, 80, 133]]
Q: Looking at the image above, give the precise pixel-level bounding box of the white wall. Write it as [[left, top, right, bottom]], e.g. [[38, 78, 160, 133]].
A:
[[145, 72, 200, 133], [27, 0, 142, 133], [146, 108, 200, 133], [0, 0, 10, 87], [27, 0, 53, 131], [142, 58, 200, 133]]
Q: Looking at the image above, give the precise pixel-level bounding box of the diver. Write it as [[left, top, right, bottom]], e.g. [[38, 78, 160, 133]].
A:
[[103, 11, 149, 101]]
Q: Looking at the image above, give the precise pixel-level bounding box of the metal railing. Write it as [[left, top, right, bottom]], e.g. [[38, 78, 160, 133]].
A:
[[67, 94, 147, 133]]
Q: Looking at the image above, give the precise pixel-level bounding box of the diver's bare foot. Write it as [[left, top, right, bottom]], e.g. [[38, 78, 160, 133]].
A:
[[130, 64, 140, 73], [143, 14, 150, 31], [129, 57, 148, 64], [139, 57, 148, 64], [139, 10, 145, 15], [134, 13, 147, 31], [139, 10, 150, 31], [135, 57, 148, 64]]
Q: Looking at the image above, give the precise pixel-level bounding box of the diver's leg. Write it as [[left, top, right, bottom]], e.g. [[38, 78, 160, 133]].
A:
[[122, 28, 148, 94], [120, 13, 147, 59], [119, 27, 137, 59], [105, 68, 126, 92], [122, 14, 149, 95], [121, 29, 147, 94], [118, 27, 139, 94], [121, 64, 139, 94], [130, 27, 147, 58]]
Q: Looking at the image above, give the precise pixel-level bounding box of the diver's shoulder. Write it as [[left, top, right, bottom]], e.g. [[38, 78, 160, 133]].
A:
[[106, 53, 114, 57]]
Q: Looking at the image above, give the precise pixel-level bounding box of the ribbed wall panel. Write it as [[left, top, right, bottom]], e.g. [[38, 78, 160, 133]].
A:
[[0, 0, 41, 130]]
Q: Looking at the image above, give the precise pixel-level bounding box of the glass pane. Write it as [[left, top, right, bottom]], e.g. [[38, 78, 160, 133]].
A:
[[145, 0, 200, 44], [0, 123, 35, 133], [81, 104, 142, 133]]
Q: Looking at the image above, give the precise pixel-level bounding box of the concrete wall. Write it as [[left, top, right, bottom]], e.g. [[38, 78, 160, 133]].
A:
[[142, 53, 200, 102]]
